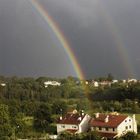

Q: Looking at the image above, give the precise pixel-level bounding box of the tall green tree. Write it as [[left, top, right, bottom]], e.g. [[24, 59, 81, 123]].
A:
[[34, 103, 52, 132], [52, 100, 67, 115], [0, 104, 12, 138], [107, 73, 114, 81]]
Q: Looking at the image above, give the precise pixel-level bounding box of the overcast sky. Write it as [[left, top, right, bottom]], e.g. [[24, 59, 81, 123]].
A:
[[0, 0, 140, 79]]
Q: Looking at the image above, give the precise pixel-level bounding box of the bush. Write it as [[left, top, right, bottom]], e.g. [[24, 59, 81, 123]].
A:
[[120, 132, 137, 140], [0, 136, 10, 140]]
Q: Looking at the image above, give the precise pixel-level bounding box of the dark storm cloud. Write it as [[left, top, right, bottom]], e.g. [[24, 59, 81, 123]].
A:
[[0, 0, 76, 77], [40, 0, 140, 78], [1, 0, 140, 78]]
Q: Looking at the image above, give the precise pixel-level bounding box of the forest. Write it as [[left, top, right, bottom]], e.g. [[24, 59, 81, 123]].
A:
[[0, 75, 140, 139]]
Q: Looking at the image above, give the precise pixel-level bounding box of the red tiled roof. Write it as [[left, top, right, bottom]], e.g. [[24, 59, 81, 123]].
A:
[[58, 113, 85, 125], [90, 114, 127, 127], [98, 132, 117, 138]]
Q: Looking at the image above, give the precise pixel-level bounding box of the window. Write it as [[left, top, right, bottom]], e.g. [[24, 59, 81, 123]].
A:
[[125, 120, 127, 122], [125, 126, 128, 130], [129, 119, 131, 122], [113, 128, 115, 131], [72, 126, 77, 129], [61, 125, 65, 128], [105, 127, 109, 131], [129, 125, 131, 129], [99, 127, 102, 130]]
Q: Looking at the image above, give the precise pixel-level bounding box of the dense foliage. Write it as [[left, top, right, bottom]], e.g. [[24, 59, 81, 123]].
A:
[[89, 83, 140, 101], [58, 131, 101, 140], [0, 76, 87, 138], [0, 75, 140, 138]]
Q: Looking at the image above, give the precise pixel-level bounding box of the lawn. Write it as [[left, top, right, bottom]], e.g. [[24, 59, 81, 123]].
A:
[[23, 116, 34, 126], [126, 114, 140, 125], [135, 114, 140, 125]]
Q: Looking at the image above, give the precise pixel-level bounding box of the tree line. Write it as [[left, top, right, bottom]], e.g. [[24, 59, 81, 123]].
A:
[[0, 75, 140, 139]]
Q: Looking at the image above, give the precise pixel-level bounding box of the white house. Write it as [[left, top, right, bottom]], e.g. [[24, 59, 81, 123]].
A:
[[112, 80, 118, 84], [57, 110, 91, 134], [92, 81, 99, 87], [0, 83, 6, 87], [127, 79, 137, 83], [99, 81, 112, 87], [122, 80, 127, 83], [44, 81, 61, 88], [90, 113, 137, 139]]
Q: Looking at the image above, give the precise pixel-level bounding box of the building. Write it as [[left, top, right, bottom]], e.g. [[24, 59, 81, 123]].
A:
[[92, 81, 99, 87], [127, 79, 137, 83], [0, 83, 6, 87], [112, 80, 118, 84], [57, 110, 91, 134], [44, 81, 61, 88], [90, 113, 137, 139], [99, 81, 112, 87]]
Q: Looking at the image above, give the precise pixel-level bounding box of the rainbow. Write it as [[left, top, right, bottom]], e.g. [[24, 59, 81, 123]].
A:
[[29, 0, 85, 80], [97, 1, 136, 78], [29, 0, 136, 79]]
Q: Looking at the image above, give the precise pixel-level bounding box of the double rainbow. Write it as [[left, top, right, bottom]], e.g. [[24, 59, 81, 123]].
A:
[[29, 0, 85, 80], [29, 0, 136, 79], [97, 1, 136, 78]]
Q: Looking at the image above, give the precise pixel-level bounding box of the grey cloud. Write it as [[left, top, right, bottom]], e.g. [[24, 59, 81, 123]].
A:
[[0, 0, 140, 78]]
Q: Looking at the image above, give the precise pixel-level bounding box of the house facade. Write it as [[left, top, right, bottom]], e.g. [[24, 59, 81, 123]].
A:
[[90, 113, 137, 139], [0, 83, 6, 87], [44, 81, 61, 88], [57, 110, 91, 134]]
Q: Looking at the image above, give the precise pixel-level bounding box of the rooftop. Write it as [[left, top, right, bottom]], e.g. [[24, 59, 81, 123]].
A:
[[90, 113, 127, 128], [58, 111, 85, 125]]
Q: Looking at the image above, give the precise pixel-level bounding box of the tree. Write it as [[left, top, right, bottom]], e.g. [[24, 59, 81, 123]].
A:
[[107, 73, 114, 81], [52, 100, 67, 115], [0, 124, 12, 138], [58, 131, 101, 140], [83, 131, 101, 140], [58, 131, 73, 140], [34, 103, 52, 132], [120, 132, 137, 140], [0, 136, 10, 140], [0, 104, 12, 138], [0, 104, 10, 124]]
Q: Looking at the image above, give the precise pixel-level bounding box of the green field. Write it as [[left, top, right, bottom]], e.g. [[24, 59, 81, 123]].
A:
[[135, 114, 140, 125], [125, 114, 140, 125]]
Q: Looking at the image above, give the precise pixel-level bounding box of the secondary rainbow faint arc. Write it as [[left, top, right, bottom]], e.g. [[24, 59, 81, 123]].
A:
[[29, 0, 84, 80], [97, 1, 136, 78]]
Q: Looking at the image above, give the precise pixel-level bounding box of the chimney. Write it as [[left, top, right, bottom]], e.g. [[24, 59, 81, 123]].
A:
[[105, 115, 109, 123], [60, 116, 62, 120], [81, 110, 84, 116], [78, 117, 82, 121], [116, 113, 119, 115], [133, 114, 136, 120], [73, 109, 78, 114], [95, 113, 99, 118]]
